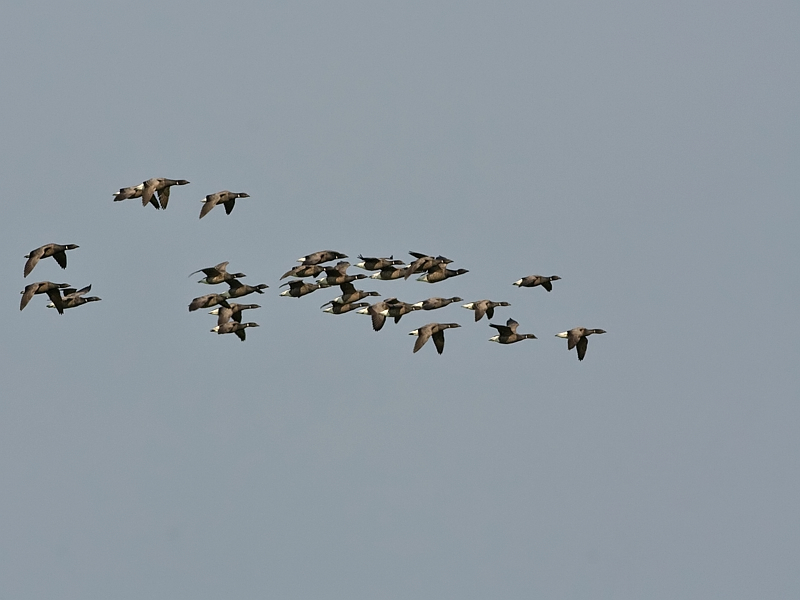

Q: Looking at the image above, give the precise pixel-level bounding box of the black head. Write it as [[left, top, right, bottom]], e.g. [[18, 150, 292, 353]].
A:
[[550, 275, 561, 281]]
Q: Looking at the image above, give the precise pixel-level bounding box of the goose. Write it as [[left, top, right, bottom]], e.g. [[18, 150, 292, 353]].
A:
[[417, 264, 469, 283], [488, 318, 537, 344], [462, 300, 511, 322], [279, 280, 321, 298], [140, 178, 189, 209], [409, 322, 461, 354], [113, 183, 144, 203], [404, 251, 452, 279], [378, 300, 421, 323], [555, 327, 606, 361], [315, 262, 367, 287], [513, 275, 561, 292], [280, 264, 327, 279], [297, 250, 347, 266], [319, 281, 380, 307], [370, 266, 409, 281], [356, 298, 403, 331], [189, 261, 247, 285], [211, 321, 259, 341], [411, 297, 463, 311], [199, 191, 250, 219], [20, 281, 71, 314], [322, 302, 371, 315], [354, 254, 404, 271], [209, 303, 260, 326], [45, 285, 100, 310], [189, 294, 230, 312], [24, 243, 79, 277], [221, 279, 268, 299]]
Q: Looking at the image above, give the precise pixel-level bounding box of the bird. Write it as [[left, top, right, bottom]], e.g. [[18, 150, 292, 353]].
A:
[[411, 297, 463, 311], [354, 254, 404, 271], [404, 251, 452, 279], [208, 303, 260, 326], [140, 178, 190, 209], [188, 294, 230, 312], [297, 250, 347, 266], [113, 183, 144, 203], [45, 285, 100, 310], [24, 243, 79, 277], [378, 300, 421, 323], [513, 275, 561, 292], [280, 264, 327, 279], [322, 302, 371, 315], [20, 281, 71, 314], [315, 262, 367, 287], [211, 321, 259, 341], [189, 261, 247, 285], [409, 322, 461, 354], [488, 318, 537, 344], [356, 298, 405, 331], [555, 327, 607, 361], [462, 300, 511, 322], [199, 191, 250, 219], [416, 264, 469, 283], [369, 266, 409, 281], [220, 279, 268, 299], [279, 280, 321, 298], [319, 281, 380, 308]]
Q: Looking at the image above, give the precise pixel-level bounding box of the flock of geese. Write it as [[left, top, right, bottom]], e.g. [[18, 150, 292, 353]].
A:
[[19, 177, 606, 360]]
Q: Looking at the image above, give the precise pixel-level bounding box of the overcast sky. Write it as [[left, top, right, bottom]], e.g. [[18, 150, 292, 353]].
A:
[[2, 1, 799, 598]]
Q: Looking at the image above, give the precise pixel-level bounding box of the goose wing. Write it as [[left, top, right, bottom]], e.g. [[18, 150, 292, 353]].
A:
[[23, 246, 46, 277]]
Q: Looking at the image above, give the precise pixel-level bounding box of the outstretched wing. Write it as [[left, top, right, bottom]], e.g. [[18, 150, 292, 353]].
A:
[[432, 329, 446, 354], [576, 337, 588, 360]]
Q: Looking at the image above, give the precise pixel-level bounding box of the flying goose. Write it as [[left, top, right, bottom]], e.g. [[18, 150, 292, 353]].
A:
[[279, 280, 321, 298], [488, 318, 537, 344], [555, 327, 607, 361], [188, 294, 230, 312], [315, 262, 367, 287], [220, 279, 268, 299], [319, 281, 380, 308], [356, 298, 404, 331], [141, 178, 190, 209], [46, 285, 100, 310], [199, 191, 250, 219], [354, 254, 404, 271], [24, 243, 79, 277], [411, 297, 463, 311], [513, 275, 561, 292], [378, 300, 421, 323], [189, 261, 247, 285], [280, 264, 327, 279], [416, 264, 469, 283], [209, 303, 260, 326], [211, 321, 259, 341], [409, 322, 461, 354], [404, 251, 452, 279], [297, 250, 347, 266], [462, 300, 511, 322], [369, 265, 409, 281], [20, 281, 71, 314], [322, 302, 371, 315]]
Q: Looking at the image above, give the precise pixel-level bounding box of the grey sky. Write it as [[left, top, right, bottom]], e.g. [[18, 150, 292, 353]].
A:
[[2, 1, 799, 598]]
